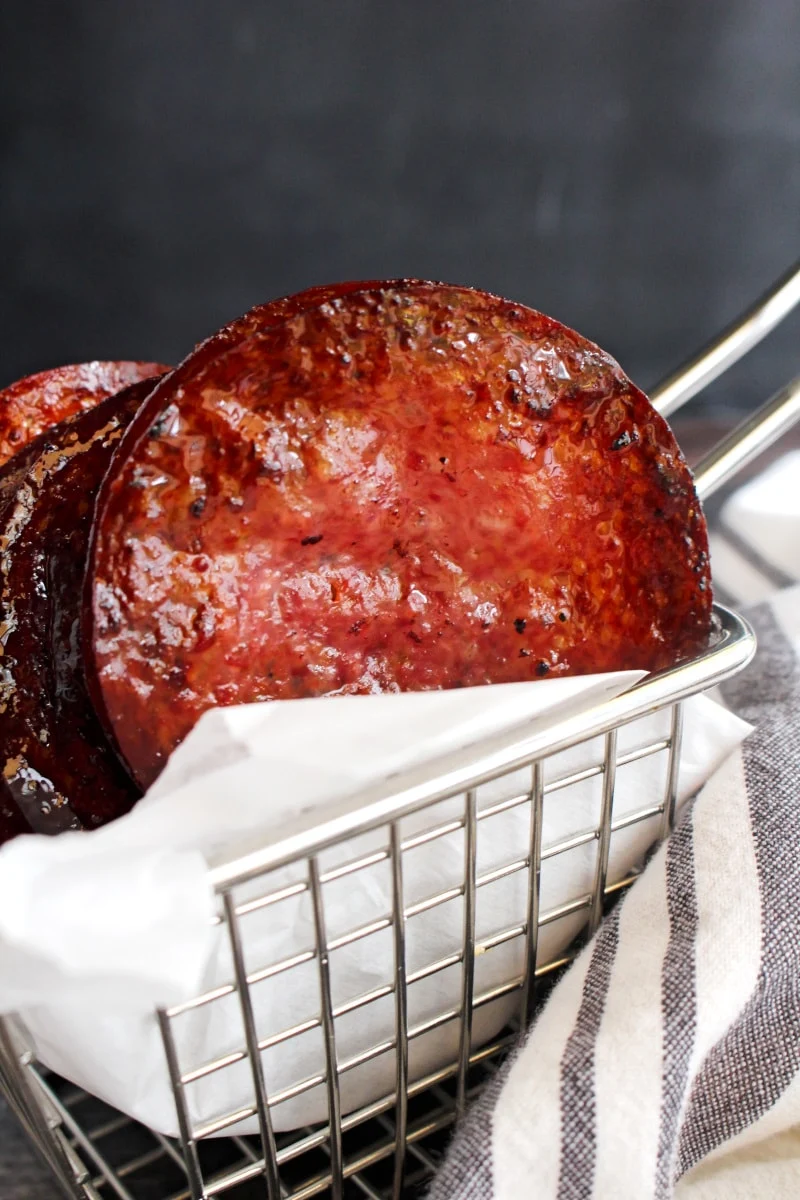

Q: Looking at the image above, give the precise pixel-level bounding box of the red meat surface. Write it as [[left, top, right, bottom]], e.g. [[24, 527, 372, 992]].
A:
[[0, 360, 166, 468], [86, 282, 712, 789]]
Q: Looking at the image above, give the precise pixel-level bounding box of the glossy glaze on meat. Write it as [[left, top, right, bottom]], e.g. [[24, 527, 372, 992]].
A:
[[0, 360, 166, 469], [0, 285, 383, 840], [110, 280, 399, 463], [86, 282, 712, 789], [0, 380, 165, 845]]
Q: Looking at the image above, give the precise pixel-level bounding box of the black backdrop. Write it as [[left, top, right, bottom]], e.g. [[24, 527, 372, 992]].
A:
[[1, 0, 798, 414]]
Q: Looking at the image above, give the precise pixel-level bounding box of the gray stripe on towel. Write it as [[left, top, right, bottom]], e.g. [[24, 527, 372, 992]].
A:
[[677, 602, 800, 1176], [556, 907, 621, 1200], [655, 808, 698, 1196]]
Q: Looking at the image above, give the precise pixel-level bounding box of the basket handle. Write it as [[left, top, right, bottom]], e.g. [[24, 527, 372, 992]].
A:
[[651, 260, 800, 419], [693, 374, 800, 501]]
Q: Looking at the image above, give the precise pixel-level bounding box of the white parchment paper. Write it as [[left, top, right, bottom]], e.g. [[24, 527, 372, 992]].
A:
[[0, 674, 751, 1135]]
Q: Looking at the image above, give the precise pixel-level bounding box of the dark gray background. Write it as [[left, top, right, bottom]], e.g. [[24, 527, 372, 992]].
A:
[[1, 0, 798, 417]]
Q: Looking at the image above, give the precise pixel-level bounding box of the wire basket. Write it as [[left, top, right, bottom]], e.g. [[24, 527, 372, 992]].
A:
[[1, 262, 799, 1200]]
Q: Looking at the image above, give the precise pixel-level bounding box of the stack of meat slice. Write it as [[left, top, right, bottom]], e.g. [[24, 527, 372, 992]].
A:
[[0, 281, 712, 844]]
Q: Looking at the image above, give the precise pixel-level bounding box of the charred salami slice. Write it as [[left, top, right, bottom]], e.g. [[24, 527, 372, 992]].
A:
[[0, 360, 167, 468], [0, 376, 165, 845], [86, 282, 712, 789]]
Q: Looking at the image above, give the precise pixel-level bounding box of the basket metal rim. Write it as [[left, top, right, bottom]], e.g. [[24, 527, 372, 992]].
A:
[[208, 602, 755, 890]]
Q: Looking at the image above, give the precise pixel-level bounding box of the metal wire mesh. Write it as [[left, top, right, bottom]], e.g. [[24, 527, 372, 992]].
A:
[[0, 605, 756, 1199]]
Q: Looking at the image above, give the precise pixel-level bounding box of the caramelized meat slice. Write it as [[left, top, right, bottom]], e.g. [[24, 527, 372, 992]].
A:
[[86, 282, 712, 789], [0, 378, 166, 844], [0, 360, 166, 468]]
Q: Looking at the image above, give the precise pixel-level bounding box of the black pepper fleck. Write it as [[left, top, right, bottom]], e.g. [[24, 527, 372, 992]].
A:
[[301, 534, 323, 546], [514, 618, 527, 633], [190, 497, 206, 517], [536, 661, 550, 676]]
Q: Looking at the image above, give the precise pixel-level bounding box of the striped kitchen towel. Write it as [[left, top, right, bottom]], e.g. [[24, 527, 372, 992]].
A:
[[427, 458, 800, 1199]]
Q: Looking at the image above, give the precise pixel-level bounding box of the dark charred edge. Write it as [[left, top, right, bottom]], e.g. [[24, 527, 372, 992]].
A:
[[75, 376, 170, 792], [0, 378, 166, 842]]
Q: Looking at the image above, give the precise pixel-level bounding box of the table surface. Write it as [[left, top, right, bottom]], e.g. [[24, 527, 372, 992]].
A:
[[3, 417, 800, 1200]]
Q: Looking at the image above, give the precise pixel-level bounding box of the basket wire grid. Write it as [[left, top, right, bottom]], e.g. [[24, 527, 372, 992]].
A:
[[1, 260, 799, 1200]]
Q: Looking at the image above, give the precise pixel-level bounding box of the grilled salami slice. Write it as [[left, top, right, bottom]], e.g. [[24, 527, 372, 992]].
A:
[[0, 360, 167, 468], [0, 376, 166, 845], [86, 281, 712, 789]]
